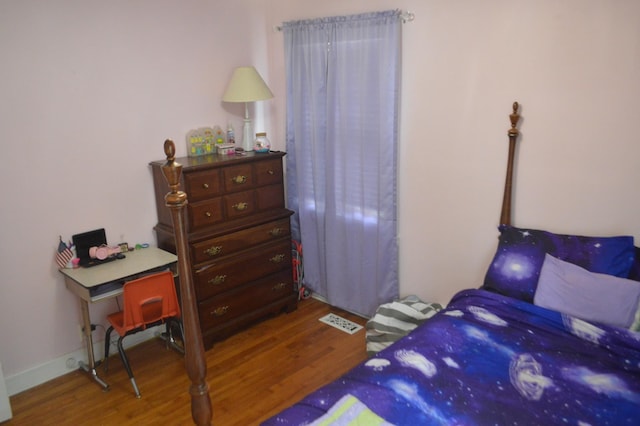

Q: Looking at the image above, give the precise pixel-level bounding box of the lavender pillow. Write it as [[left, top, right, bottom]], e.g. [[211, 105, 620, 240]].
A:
[[534, 254, 640, 328], [483, 225, 635, 302]]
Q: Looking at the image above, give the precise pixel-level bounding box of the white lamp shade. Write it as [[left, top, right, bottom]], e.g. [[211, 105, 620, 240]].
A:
[[222, 66, 274, 102]]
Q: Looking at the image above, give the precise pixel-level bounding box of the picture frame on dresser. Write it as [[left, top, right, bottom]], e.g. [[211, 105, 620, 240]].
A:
[[149, 151, 298, 349]]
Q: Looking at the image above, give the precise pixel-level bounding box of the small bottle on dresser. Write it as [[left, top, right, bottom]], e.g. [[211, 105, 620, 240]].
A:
[[227, 123, 235, 145]]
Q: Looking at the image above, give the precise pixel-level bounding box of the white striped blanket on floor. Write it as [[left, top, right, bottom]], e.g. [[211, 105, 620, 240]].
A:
[[365, 295, 442, 356]]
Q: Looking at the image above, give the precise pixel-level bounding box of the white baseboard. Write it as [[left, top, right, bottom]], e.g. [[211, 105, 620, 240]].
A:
[[311, 292, 328, 303], [0, 361, 12, 422], [5, 326, 161, 397]]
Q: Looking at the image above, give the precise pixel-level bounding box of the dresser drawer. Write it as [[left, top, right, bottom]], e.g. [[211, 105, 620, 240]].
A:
[[223, 164, 254, 193], [191, 218, 291, 265], [188, 198, 224, 231], [198, 269, 294, 330], [184, 169, 223, 201], [194, 240, 292, 300], [223, 190, 257, 219], [255, 158, 283, 186], [257, 184, 285, 211]]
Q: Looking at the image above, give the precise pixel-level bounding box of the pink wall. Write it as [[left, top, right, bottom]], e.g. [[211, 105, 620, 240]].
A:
[[1, 0, 639, 393], [0, 0, 275, 391], [267, 0, 640, 301]]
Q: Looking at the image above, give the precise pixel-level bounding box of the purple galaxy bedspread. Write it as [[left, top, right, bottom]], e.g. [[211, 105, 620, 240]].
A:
[[262, 289, 640, 425]]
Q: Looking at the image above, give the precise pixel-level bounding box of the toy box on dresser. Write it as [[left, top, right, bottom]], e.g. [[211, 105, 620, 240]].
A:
[[149, 151, 297, 349]]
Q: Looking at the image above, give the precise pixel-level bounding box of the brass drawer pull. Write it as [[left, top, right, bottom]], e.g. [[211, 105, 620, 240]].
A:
[[232, 175, 247, 184], [208, 275, 227, 285], [272, 282, 287, 291], [269, 227, 283, 237], [212, 306, 229, 317], [232, 202, 249, 211], [269, 254, 286, 263], [205, 246, 222, 257], [267, 170, 274, 175], [202, 183, 209, 189], [205, 211, 212, 217]]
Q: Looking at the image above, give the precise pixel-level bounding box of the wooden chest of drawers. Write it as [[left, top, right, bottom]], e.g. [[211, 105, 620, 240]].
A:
[[149, 152, 297, 349]]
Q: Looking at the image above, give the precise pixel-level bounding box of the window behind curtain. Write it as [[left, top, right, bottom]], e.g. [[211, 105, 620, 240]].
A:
[[283, 10, 401, 316]]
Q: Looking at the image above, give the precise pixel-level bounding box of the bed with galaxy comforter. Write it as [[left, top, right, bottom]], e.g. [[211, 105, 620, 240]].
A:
[[264, 288, 640, 425], [262, 103, 640, 425]]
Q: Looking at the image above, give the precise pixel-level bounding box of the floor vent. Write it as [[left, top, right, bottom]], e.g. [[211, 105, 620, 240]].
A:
[[319, 313, 363, 335]]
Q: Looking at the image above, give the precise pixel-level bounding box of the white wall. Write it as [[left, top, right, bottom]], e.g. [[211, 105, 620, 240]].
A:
[[1, 0, 639, 395]]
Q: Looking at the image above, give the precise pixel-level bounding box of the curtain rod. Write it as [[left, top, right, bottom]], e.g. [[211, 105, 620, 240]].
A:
[[274, 10, 415, 32], [400, 11, 416, 23]]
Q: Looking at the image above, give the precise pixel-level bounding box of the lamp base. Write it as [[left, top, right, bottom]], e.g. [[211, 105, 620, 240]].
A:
[[242, 117, 253, 152]]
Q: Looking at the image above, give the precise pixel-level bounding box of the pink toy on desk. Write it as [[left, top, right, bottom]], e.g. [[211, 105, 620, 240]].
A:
[[89, 245, 122, 260]]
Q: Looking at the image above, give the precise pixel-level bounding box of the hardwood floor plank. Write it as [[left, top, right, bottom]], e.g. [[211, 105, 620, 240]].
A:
[[7, 298, 368, 425]]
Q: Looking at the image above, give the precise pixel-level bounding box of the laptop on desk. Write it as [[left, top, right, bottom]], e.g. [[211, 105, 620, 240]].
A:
[[72, 228, 117, 268]]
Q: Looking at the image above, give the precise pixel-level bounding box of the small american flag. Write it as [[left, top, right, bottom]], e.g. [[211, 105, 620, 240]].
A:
[[56, 237, 74, 269]]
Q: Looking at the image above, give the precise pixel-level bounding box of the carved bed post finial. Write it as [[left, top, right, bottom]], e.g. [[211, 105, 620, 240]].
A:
[[500, 102, 521, 226], [160, 139, 213, 426], [509, 102, 520, 138], [162, 140, 186, 207]]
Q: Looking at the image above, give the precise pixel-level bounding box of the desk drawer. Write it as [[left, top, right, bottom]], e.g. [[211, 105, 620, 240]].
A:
[[191, 218, 291, 265], [198, 269, 294, 329], [193, 240, 292, 300]]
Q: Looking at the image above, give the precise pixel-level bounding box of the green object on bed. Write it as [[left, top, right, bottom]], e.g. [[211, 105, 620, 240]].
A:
[[310, 394, 394, 426]]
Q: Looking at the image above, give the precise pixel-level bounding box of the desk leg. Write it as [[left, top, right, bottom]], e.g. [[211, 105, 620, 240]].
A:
[[78, 298, 110, 391]]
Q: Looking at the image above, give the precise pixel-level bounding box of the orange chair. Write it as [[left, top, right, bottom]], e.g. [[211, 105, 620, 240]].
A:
[[104, 270, 182, 397]]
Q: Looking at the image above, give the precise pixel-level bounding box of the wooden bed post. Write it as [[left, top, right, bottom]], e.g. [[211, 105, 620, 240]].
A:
[[500, 102, 521, 226], [160, 139, 212, 426]]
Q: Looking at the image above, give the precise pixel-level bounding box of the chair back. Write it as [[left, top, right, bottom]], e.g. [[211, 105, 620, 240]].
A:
[[121, 270, 180, 332]]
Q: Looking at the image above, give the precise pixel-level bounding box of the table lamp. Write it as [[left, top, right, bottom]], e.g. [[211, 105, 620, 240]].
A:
[[222, 66, 274, 151]]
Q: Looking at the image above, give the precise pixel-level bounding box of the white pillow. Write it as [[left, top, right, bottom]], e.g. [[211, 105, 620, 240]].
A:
[[534, 254, 640, 329]]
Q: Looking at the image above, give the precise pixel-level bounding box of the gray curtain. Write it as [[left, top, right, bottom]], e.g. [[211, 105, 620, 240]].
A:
[[283, 10, 401, 316]]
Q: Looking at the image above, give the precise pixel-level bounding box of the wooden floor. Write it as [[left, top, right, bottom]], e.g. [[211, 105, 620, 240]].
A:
[[7, 298, 368, 426]]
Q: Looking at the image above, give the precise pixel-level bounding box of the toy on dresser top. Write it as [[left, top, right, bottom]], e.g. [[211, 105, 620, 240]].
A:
[[186, 125, 236, 156]]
